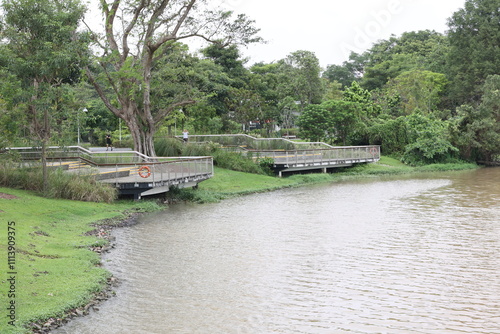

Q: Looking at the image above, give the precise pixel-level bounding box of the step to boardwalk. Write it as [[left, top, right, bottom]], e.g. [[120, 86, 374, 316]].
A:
[[68, 161, 90, 169], [95, 166, 139, 181], [46, 160, 91, 170]]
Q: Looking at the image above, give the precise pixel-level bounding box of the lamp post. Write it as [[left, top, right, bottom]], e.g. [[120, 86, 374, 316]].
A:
[[77, 108, 88, 146]]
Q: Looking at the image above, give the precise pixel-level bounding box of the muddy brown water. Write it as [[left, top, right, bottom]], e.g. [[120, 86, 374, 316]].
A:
[[54, 168, 500, 334]]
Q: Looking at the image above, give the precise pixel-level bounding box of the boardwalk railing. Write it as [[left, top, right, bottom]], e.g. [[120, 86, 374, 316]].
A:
[[183, 134, 380, 176], [7, 146, 214, 198], [255, 146, 380, 165], [8, 146, 150, 164], [96, 156, 213, 186], [186, 134, 332, 151]]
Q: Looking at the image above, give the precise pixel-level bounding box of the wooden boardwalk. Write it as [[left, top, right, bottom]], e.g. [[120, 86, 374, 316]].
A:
[[261, 146, 380, 176], [10, 146, 214, 200], [184, 135, 380, 177]]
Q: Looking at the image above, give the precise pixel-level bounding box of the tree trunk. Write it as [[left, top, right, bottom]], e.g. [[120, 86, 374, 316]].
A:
[[126, 116, 157, 157]]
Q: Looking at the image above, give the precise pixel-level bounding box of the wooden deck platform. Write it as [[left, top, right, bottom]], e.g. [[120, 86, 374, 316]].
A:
[[10, 146, 214, 200]]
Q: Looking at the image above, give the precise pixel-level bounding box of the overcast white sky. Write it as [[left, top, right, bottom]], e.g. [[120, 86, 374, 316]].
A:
[[220, 0, 466, 67], [85, 0, 466, 68]]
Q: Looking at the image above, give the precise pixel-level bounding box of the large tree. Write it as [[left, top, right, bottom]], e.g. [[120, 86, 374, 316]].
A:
[[361, 30, 449, 91], [322, 52, 367, 88], [384, 70, 449, 115], [200, 44, 264, 130], [451, 75, 500, 162], [1, 0, 87, 191], [84, 0, 261, 156], [321, 100, 363, 145], [278, 50, 324, 108], [447, 0, 500, 104], [297, 104, 334, 143]]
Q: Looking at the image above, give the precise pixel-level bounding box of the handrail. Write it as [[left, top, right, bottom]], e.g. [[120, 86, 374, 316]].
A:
[[86, 156, 214, 167], [182, 134, 335, 150], [4, 146, 214, 199], [6, 146, 214, 170], [246, 145, 380, 153]]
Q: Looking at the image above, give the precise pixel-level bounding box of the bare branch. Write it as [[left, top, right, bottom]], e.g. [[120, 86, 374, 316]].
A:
[[150, 0, 197, 51], [121, 0, 148, 60], [100, 0, 120, 53], [84, 66, 120, 116]]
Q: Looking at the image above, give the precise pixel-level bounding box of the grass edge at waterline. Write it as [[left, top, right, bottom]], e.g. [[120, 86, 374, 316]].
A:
[[0, 189, 162, 334], [180, 158, 479, 203]]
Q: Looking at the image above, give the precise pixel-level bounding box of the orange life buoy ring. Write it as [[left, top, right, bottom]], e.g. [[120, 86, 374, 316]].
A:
[[369, 147, 378, 156], [138, 166, 151, 178]]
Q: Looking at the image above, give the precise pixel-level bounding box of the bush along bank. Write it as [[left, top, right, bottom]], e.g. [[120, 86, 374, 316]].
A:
[[0, 161, 117, 203], [0, 187, 162, 334]]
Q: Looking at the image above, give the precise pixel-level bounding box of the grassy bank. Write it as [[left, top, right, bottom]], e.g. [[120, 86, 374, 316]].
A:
[[0, 188, 160, 334], [183, 156, 479, 202]]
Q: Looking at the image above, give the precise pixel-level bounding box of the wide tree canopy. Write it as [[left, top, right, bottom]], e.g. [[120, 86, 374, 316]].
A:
[[84, 0, 261, 156], [447, 0, 500, 104], [1, 0, 88, 191]]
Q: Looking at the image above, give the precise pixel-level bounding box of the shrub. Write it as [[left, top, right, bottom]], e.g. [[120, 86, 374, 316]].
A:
[[211, 150, 264, 174], [0, 162, 116, 203], [256, 157, 275, 176], [154, 137, 270, 175]]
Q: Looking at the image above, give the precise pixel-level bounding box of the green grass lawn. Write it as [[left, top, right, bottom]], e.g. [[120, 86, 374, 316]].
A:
[[0, 188, 157, 333], [199, 167, 296, 193]]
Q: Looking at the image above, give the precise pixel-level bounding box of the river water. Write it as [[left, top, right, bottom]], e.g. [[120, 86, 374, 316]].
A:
[[54, 168, 500, 334]]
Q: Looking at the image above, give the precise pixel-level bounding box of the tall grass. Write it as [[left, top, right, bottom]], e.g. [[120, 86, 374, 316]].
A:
[[0, 162, 116, 202]]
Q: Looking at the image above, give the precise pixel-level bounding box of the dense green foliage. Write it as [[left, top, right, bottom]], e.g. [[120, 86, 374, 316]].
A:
[[447, 0, 500, 104], [451, 75, 500, 162], [1, 0, 499, 171], [0, 0, 88, 146], [315, 0, 499, 164]]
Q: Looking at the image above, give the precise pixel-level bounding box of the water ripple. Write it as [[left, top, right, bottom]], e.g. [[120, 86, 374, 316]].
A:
[[54, 169, 500, 334]]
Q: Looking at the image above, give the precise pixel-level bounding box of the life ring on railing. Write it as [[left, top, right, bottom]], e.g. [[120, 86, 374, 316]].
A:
[[369, 147, 378, 156], [138, 166, 151, 178]]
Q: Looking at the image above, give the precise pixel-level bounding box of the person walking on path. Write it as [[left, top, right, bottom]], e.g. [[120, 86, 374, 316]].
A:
[[106, 133, 113, 151], [182, 129, 189, 143]]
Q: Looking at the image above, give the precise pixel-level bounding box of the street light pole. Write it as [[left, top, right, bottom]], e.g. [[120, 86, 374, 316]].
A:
[[78, 108, 88, 146]]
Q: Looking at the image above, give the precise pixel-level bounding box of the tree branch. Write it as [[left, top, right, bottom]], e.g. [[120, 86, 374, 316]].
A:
[[84, 66, 120, 116], [150, 0, 197, 51], [153, 99, 196, 124], [100, 0, 120, 53], [121, 0, 148, 61]]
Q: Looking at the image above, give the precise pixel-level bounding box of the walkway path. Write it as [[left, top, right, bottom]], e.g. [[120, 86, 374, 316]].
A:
[[9, 146, 213, 199], [184, 134, 380, 176]]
